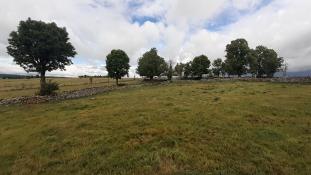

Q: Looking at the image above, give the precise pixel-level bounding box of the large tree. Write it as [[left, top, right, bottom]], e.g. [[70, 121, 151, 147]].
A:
[[174, 63, 184, 78], [253, 46, 267, 77], [191, 55, 210, 78], [137, 48, 167, 80], [220, 62, 227, 77], [224, 38, 250, 77], [7, 18, 76, 95], [247, 49, 259, 77], [254, 46, 283, 78], [212, 58, 223, 77], [106, 49, 130, 85], [183, 61, 192, 78], [167, 61, 173, 81]]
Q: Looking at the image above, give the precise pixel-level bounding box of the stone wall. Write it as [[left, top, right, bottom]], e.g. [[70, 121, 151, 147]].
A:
[[0, 85, 129, 105], [205, 77, 311, 83]]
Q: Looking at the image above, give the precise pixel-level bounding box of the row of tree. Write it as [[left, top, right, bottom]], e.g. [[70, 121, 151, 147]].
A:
[[106, 38, 284, 85], [105, 48, 171, 84], [6, 18, 285, 95], [224, 39, 283, 78], [174, 39, 284, 79], [174, 55, 211, 79]]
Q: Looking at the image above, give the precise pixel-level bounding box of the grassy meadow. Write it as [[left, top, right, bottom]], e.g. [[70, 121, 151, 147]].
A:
[[0, 78, 138, 99], [0, 81, 310, 174]]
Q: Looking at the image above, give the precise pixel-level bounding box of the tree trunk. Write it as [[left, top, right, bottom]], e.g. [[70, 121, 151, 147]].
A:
[[268, 74, 273, 78], [257, 74, 262, 78], [40, 71, 46, 95], [150, 76, 153, 80], [116, 78, 119, 86], [40, 72, 46, 89]]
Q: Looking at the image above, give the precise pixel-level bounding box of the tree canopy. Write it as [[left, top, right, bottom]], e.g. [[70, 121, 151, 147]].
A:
[[183, 62, 192, 78], [106, 49, 130, 85], [254, 46, 283, 78], [224, 38, 250, 77], [247, 49, 258, 77], [137, 48, 167, 80], [167, 61, 173, 81], [191, 55, 210, 78], [7, 18, 76, 95], [212, 58, 223, 77], [174, 63, 184, 77]]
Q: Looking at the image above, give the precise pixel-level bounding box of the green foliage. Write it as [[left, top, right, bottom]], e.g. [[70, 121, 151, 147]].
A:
[[255, 46, 270, 77], [263, 56, 283, 78], [182, 55, 210, 79], [191, 55, 210, 78], [174, 63, 184, 77], [212, 58, 223, 77], [220, 62, 227, 77], [137, 48, 167, 79], [7, 18, 76, 95], [256, 46, 283, 77], [249, 46, 283, 78], [223, 39, 284, 78], [224, 38, 250, 77], [37, 81, 59, 96], [247, 49, 258, 77], [167, 61, 173, 81], [183, 61, 192, 78], [106, 49, 130, 85]]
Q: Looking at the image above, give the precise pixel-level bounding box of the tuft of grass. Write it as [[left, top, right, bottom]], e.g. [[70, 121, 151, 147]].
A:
[[213, 96, 220, 102]]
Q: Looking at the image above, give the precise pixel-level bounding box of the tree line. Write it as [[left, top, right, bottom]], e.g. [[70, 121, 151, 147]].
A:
[[6, 18, 285, 95], [107, 38, 284, 83], [175, 39, 284, 79]]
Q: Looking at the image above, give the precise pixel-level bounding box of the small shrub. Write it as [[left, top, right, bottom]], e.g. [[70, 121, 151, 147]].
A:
[[38, 81, 59, 96]]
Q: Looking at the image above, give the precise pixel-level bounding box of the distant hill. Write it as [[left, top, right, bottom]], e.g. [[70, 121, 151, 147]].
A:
[[0, 74, 67, 79], [287, 70, 311, 77], [0, 74, 33, 79], [275, 70, 311, 77]]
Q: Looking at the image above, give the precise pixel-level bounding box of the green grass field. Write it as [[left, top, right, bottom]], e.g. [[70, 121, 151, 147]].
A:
[[0, 81, 310, 174], [0, 78, 138, 99]]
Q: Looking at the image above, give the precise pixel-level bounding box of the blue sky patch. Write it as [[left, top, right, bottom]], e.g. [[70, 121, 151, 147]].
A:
[[127, 0, 145, 9], [206, 0, 273, 31], [131, 15, 160, 25]]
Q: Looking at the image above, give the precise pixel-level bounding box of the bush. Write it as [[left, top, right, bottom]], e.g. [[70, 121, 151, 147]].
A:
[[38, 81, 59, 96]]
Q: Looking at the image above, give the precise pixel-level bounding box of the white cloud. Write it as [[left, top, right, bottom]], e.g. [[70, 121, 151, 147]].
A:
[[232, 0, 262, 10], [0, 0, 311, 76], [165, 0, 227, 27]]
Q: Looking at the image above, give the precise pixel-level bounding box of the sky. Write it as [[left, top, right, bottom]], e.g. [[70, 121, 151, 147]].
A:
[[0, 0, 310, 77]]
